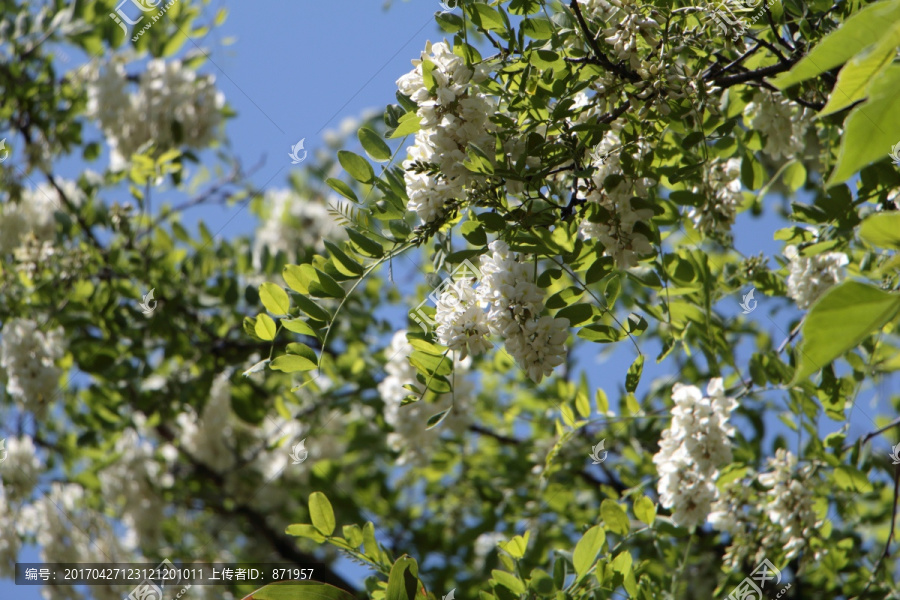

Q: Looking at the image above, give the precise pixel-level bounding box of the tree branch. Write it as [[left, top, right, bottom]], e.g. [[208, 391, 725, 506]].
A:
[[569, 0, 640, 82]]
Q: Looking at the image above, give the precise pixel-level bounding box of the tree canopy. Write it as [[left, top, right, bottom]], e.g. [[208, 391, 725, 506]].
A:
[[1, 1, 900, 599]]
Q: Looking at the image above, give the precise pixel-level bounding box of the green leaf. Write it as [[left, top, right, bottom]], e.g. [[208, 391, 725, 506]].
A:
[[281, 318, 318, 338], [833, 465, 874, 493], [386, 557, 420, 600], [338, 150, 375, 184], [772, 0, 900, 88], [578, 324, 625, 343], [499, 531, 530, 559], [284, 265, 310, 294], [286, 342, 319, 364], [600, 500, 629, 536], [295, 295, 332, 323], [325, 178, 359, 203], [491, 571, 526, 595], [828, 65, 900, 184], [633, 496, 656, 526], [611, 551, 637, 596], [573, 525, 606, 578], [325, 242, 365, 278], [255, 314, 277, 341], [625, 355, 644, 393], [474, 4, 505, 32], [358, 127, 392, 162], [389, 112, 422, 138], [521, 17, 554, 39], [309, 492, 336, 536], [792, 281, 900, 383], [270, 354, 318, 373], [308, 268, 345, 299], [346, 228, 385, 258], [248, 581, 356, 600], [859, 212, 900, 249], [284, 524, 326, 543], [818, 21, 900, 117], [260, 282, 290, 315]]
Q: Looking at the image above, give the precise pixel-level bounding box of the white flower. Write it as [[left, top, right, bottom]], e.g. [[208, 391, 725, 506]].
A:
[[98, 428, 168, 547], [473, 531, 505, 568], [0, 180, 83, 256], [689, 158, 743, 236], [176, 371, 237, 473], [398, 41, 497, 223], [758, 449, 819, 560], [86, 58, 225, 169], [746, 91, 810, 161], [435, 280, 492, 359], [653, 378, 737, 529], [378, 330, 472, 465], [0, 436, 41, 503], [784, 245, 849, 309], [477, 241, 569, 383], [578, 130, 655, 267], [0, 319, 65, 410]]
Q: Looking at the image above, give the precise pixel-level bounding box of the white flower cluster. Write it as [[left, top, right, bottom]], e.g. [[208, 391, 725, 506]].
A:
[[434, 241, 569, 383], [596, 1, 661, 72], [177, 371, 239, 473], [0, 180, 83, 257], [435, 279, 493, 360], [397, 41, 497, 223], [578, 130, 655, 267], [378, 330, 472, 466], [98, 427, 175, 548], [86, 58, 224, 169], [653, 378, 737, 530], [758, 449, 819, 560], [177, 370, 347, 500], [0, 436, 42, 577], [251, 189, 345, 271], [689, 158, 743, 236], [19, 482, 137, 600], [0, 318, 65, 411], [746, 91, 810, 161], [0, 435, 41, 503], [784, 245, 849, 309]]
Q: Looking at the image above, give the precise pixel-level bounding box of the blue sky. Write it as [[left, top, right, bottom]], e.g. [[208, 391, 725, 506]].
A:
[[4, 1, 898, 597]]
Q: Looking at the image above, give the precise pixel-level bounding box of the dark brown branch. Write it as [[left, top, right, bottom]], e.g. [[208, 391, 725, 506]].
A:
[[569, 0, 640, 82], [155, 425, 360, 595], [711, 61, 795, 88]]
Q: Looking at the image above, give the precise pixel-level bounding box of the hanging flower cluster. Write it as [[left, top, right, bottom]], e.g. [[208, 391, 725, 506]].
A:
[[433, 241, 569, 384], [653, 378, 737, 529], [396, 41, 497, 223], [784, 245, 849, 309]]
